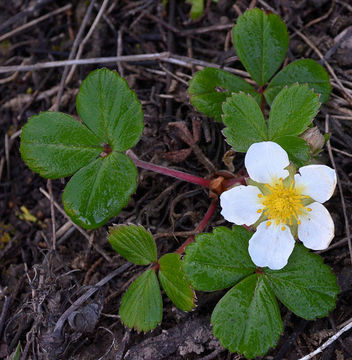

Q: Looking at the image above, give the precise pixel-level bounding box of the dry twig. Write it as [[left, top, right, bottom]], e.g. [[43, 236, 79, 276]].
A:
[[299, 319, 352, 360], [0, 4, 72, 42], [325, 115, 352, 264]]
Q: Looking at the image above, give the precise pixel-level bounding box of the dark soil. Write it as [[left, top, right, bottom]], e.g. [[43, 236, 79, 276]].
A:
[[1, 0, 352, 359]]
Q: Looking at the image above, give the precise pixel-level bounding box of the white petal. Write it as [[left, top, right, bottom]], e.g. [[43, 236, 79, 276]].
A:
[[298, 202, 334, 250], [294, 164, 337, 203], [245, 141, 290, 184], [220, 185, 263, 225], [248, 222, 295, 270]]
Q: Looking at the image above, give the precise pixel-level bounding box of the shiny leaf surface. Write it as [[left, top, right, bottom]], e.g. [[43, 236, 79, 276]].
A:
[[222, 93, 268, 152], [159, 253, 195, 311], [212, 274, 283, 358], [265, 244, 339, 320], [188, 67, 260, 122], [233, 8, 288, 85], [268, 84, 320, 139], [119, 269, 162, 332], [20, 112, 102, 179], [183, 227, 256, 291], [108, 224, 157, 265], [264, 59, 331, 105], [63, 152, 137, 229], [76, 68, 144, 150]]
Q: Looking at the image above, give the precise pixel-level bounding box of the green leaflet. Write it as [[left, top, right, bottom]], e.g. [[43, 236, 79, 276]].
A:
[[268, 84, 320, 139], [265, 244, 339, 320], [20, 112, 102, 179], [211, 274, 283, 358], [274, 135, 310, 167], [183, 227, 255, 291], [108, 224, 157, 265], [264, 59, 331, 105], [222, 93, 268, 152], [188, 68, 260, 122], [159, 253, 195, 311], [63, 152, 137, 229], [76, 68, 143, 150], [233, 8, 289, 85], [119, 269, 162, 332]]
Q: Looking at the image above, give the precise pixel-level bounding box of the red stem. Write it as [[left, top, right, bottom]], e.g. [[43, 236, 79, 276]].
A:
[[128, 152, 211, 188], [223, 176, 247, 188], [175, 200, 217, 255]]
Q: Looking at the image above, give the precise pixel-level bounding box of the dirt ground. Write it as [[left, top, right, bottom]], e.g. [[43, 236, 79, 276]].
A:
[[1, 0, 352, 359]]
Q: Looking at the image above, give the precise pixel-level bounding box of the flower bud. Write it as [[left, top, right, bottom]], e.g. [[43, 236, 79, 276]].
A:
[[300, 127, 325, 153]]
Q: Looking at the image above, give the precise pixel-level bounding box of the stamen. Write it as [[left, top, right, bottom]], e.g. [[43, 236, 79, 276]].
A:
[[257, 209, 262, 213], [281, 226, 286, 231], [260, 179, 307, 228], [258, 193, 263, 198], [266, 221, 271, 226], [307, 208, 312, 212], [297, 220, 301, 225]]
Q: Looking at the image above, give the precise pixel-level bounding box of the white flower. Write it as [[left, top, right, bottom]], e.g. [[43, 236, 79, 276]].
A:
[[220, 141, 337, 270]]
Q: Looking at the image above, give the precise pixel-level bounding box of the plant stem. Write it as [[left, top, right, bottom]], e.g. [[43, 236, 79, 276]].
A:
[[127, 150, 211, 188], [223, 176, 247, 189], [176, 200, 217, 254]]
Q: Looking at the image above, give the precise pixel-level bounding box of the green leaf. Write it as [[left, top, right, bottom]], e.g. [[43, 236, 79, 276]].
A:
[[222, 93, 268, 152], [233, 8, 289, 86], [187, 0, 204, 20], [158, 253, 195, 311], [63, 152, 137, 229], [10, 342, 21, 360], [20, 112, 102, 179], [183, 227, 256, 291], [212, 274, 283, 358], [265, 244, 339, 320], [108, 224, 157, 265], [274, 136, 310, 167], [268, 84, 321, 139], [119, 269, 162, 332], [264, 59, 331, 105], [76, 68, 143, 151], [188, 68, 261, 122]]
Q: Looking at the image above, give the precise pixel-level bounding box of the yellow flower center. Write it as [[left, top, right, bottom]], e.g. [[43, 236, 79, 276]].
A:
[[258, 178, 309, 227]]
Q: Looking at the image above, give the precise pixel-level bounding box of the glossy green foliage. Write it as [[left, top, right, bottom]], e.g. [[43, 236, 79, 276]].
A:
[[76, 69, 143, 151], [188, 68, 260, 122], [21, 69, 144, 229], [222, 84, 320, 165], [20, 112, 102, 179], [63, 152, 137, 229], [264, 59, 331, 105], [184, 227, 339, 357], [108, 224, 157, 265], [212, 275, 283, 358], [108, 225, 196, 326], [268, 84, 321, 139], [265, 244, 339, 320], [183, 227, 256, 291], [119, 269, 162, 332], [274, 136, 310, 167], [222, 93, 268, 152], [158, 253, 195, 311], [233, 8, 289, 85]]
